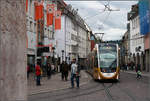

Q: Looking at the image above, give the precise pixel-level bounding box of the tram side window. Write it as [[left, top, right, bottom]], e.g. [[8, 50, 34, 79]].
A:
[[94, 51, 98, 68]]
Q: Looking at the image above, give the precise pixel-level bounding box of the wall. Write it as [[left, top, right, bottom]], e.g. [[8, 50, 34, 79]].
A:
[[144, 33, 150, 50], [130, 16, 144, 55], [78, 26, 87, 58], [26, 18, 36, 55], [54, 15, 65, 60], [0, 0, 27, 101]]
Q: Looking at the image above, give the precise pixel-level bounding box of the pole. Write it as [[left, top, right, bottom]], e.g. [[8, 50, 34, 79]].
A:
[[65, 15, 66, 62], [35, 20, 38, 65], [148, 0, 150, 99]]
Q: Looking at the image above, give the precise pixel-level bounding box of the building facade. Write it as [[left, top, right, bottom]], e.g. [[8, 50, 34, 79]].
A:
[[128, 4, 145, 71], [26, 0, 91, 69], [138, 0, 150, 72], [122, 29, 130, 65], [26, 0, 58, 69], [26, 0, 37, 70], [55, 1, 91, 66], [144, 34, 150, 72]]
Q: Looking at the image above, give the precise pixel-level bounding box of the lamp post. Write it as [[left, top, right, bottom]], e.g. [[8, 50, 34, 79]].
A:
[[61, 50, 64, 62], [69, 53, 71, 64], [52, 47, 55, 63]]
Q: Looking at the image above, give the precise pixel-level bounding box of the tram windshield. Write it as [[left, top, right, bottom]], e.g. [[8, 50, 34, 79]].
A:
[[99, 44, 117, 68]]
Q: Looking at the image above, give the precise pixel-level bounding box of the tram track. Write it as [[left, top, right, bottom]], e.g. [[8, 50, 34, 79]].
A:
[[102, 83, 115, 101], [29, 80, 103, 100], [102, 81, 140, 101], [39, 82, 106, 101], [29, 73, 149, 101], [114, 83, 138, 101]]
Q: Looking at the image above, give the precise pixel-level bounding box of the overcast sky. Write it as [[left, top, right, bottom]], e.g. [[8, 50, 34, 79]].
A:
[[65, 1, 138, 41]]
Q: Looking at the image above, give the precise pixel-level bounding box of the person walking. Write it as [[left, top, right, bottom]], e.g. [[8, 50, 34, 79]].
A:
[[136, 64, 142, 79], [35, 63, 41, 86], [60, 61, 65, 80], [71, 59, 80, 88], [47, 63, 51, 79], [130, 61, 134, 70], [64, 61, 69, 81], [122, 64, 125, 71]]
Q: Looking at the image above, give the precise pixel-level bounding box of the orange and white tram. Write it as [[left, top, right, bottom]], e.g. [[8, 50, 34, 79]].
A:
[[86, 43, 120, 80]]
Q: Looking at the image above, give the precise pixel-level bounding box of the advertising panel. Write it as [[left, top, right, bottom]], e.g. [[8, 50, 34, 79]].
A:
[[139, 0, 150, 35]]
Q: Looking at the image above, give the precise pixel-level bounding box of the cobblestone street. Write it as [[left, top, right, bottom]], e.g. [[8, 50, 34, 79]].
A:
[[28, 71, 150, 101], [28, 70, 91, 95]]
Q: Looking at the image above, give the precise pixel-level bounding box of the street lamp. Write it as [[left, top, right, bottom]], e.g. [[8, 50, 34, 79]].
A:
[[61, 50, 64, 62], [52, 47, 55, 63], [68, 53, 71, 64]]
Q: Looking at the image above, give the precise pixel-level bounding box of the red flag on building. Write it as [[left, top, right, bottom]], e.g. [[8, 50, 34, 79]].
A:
[[34, 1, 44, 21], [91, 40, 95, 51], [47, 4, 55, 26], [26, 0, 28, 12], [55, 10, 61, 30]]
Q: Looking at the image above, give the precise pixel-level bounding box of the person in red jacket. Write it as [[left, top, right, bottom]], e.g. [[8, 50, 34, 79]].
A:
[[35, 63, 41, 86]]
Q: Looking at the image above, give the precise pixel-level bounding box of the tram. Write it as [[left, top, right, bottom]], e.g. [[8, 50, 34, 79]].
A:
[[86, 42, 120, 80]]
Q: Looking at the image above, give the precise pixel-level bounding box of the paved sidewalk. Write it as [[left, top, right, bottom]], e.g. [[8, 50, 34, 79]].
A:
[[121, 70, 150, 77], [28, 70, 91, 95]]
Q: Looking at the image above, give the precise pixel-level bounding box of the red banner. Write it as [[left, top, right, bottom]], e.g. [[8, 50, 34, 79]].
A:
[[34, 1, 44, 21], [91, 40, 95, 51], [47, 4, 55, 26], [55, 11, 61, 30], [26, 0, 28, 12]]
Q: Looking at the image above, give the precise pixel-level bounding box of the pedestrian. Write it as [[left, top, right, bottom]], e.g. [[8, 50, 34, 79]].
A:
[[76, 61, 81, 86], [51, 63, 55, 74], [71, 59, 80, 88], [137, 70, 142, 79], [35, 63, 41, 86], [130, 61, 134, 70], [60, 61, 65, 80], [27, 64, 30, 79], [64, 61, 69, 81], [125, 64, 128, 71], [136, 64, 140, 72], [47, 63, 51, 79], [136, 64, 142, 79], [122, 64, 125, 71]]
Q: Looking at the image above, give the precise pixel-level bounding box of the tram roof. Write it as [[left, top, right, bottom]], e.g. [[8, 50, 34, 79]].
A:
[[97, 42, 117, 46]]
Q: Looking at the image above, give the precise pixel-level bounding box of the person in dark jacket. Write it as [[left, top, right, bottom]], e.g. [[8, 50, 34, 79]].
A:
[[47, 63, 51, 79], [60, 61, 65, 80], [63, 61, 69, 81], [136, 64, 141, 72]]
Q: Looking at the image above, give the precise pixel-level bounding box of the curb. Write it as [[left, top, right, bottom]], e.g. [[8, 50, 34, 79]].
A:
[[122, 71, 150, 77]]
